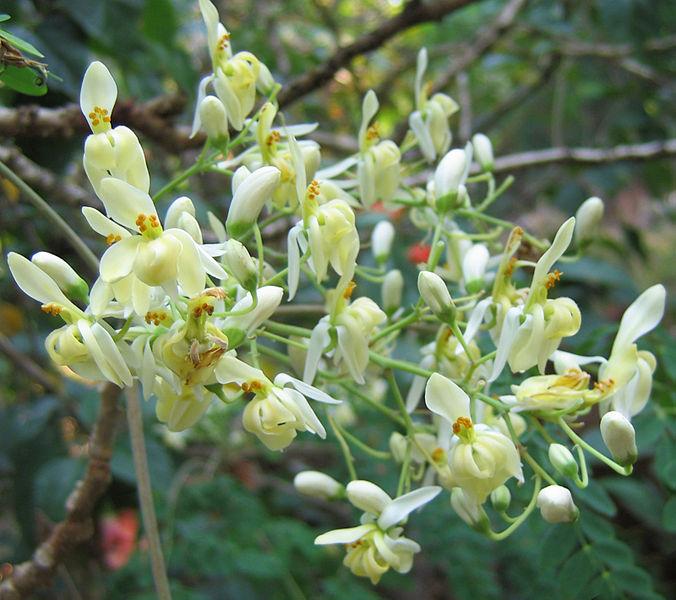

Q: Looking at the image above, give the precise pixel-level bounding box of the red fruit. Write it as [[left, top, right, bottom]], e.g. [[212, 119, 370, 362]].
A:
[[100, 509, 139, 570], [408, 243, 431, 264]]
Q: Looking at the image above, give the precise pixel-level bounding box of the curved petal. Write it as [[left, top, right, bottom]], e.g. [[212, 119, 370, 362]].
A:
[[457, 297, 492, 354], [166, 229, 206, 296], [99, 177, 157, 229], [409, 111, 435, 162], [489, 306, 522, 382], [190, 75, 214, 137], [80, 62, 117, 132], [275, 373, 340, 404], [303, 320, 331, 384], [91, 322, 133, 386], [82, 207, 131, 239], [358, 90, 379, 149], [424, 373, 470, 424], [346, 480, 391, 515], [99, 236, 140, 283], [314, 524, 375, 546], [287, 224, 303, 301], [77, 320, 120, 386], [529, 217, 575, 291], [377, 486, 441, 531], [612, 284, 666, 353], [281, 388, 325, 438]]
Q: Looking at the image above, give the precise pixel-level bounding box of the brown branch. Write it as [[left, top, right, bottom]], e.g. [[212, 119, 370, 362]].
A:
[[277, 0, 478, 108], [430, 0, 528, 95], [0, 383, 122, 600], [0, 146, 97, 208], [487, 139, 676, 174], [0, 94, 201, 151]]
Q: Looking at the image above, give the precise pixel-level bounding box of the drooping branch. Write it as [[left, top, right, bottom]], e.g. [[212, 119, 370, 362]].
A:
[[0, 383, 122, 600], [277, 0, 478, 108], [487, 139, 676, 174]]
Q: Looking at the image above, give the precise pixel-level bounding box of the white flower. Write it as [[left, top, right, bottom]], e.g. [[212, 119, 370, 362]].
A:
[[599, 284, 665, 418], [226, 166, 281, 238], [461, 243, 489, 293], [154, 379, 215, 431], [382, 269, 404, 315], [536, 485, 579, 523], [501, 368, 592, 413], [600, 411, 637, 466], [219, 285, 283, 345], [294, 471, 344, 500], [424, 373, 523, 502], [451, 487, 489, 530], [31, 252, 88, 301], [198, 95, 229, 141], [222, 238, 257, 291], [315, 480, 441, 584], [434, 144, 472, 201], [96, 178, 225, 296]]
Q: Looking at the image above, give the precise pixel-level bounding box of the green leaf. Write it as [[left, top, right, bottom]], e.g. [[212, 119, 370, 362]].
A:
[[594, 538, 633, 567], [0, 65, 48, 96], [559, 548, 596, 600], [0, 14, 10, 23], [142, 0, 178, 45], [579, 513, 615, 542], [0, 28, 44, 57], [539, 524, 578, 572], [574, 480, 617, 517], [611, 565, 654, 596], [661, 495, 676, 533], [34, 457, 86, 520]]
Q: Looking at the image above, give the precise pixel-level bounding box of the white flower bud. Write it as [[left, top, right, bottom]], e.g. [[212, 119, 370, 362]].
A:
[[451, 488, 489, 531], [382, 269, 404, 315], [574, 196, 604, 245], [226, 166, 281, 238], [294, 471, 344, 500], [199, 95, 229, 141], [371, 220, 395, 263], [417, 271, 455, 322], [346, 480, 391, 516], [490, 485, 511, 513], [164, 196, 195, 229], [536, 485, 579, 524], [600, 411, 637, 466], [472, 133, 494, 171], [548, 443, 579, 479], [461, 244, 489, 294], [434, 148, 466, 199], [256, 62, 276, 95], [223, 239, 258, 291], [31, 252, 88, 301]]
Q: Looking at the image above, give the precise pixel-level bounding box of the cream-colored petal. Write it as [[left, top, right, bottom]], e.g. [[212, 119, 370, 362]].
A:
[[98, 177, 157, 229], [99, 236, 140, 282]]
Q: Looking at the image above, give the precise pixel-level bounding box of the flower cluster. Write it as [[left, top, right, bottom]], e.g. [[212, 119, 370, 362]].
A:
[[5, 1, 667, 586]]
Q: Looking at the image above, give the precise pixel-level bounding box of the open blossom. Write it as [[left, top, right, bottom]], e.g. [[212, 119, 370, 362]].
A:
[[80, 61, 149, 197], [424, 373, 523, 502], [315, 480, 440, 584], [304, 283, 386, 385]]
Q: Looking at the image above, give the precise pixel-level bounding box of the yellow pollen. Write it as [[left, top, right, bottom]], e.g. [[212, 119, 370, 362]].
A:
[[505, 256, 517, 278], [241, 379, 264, 393], [88, 105, 111, 128], [266, 131, 281, 146], [217, 33, 230, 51], [144, 310, 168, 326], [366, 124, 379, 141], [452, 416, 473, 436], [342, 280, 356, 299], [41, 303, 62, 316], [546, 269, 563, 289], [105, 233, 122, 245], [431, 447, 445, 463]]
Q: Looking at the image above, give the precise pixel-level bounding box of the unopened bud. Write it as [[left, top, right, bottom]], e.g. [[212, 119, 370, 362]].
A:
[[434, 148, 466, 201], [31, 252, 88, 301], [294, 470, 344, 500], [199, 95, 229, 142], [223, 239, 258, 291], [417, 271, 455, 323], [226, 166, 281, 238], [389, 432, 408, 463], [548, 443, 579, 479], [462, 244, 489, 294], [600, 411, 637, 466], [256, 63, 277, 95], [574, 197, 604, 246], [451, 488, 490, 532], [371, 220, 395, 264], [537, 485, 579, 524], [382, 269, 404, 315], [472, 133, 494, 172], [164, 196, 195, 229], [490, 485, 511, 512], [346, 480, 392, 515]]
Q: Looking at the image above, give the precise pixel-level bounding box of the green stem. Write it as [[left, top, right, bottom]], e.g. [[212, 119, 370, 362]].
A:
[[456, 208, 547, 249], [476, 175, 513, 211], [0, 160, 99, 273], [372, 309, 423, 343], [125, 385, 172, 600], [340, 383, 405, 425], [152, 145, 212, 202], [573, 445, 589, 488], [253, 224, 265, 280], [522, 450, 558, 486], [558, 417, 632, 476], [265, 320, 313, 338], [369, 351, 432, 378], [113, 315, 134, 341], [256, 329, 307, 349], [488, 476, 541, 541], [397, 444, 412, 496], [333, 420, 391, 460], [328, 415, 357, 481]]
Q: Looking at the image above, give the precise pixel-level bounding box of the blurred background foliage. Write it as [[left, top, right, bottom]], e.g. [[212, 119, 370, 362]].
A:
[[0, 0, 674, 598]]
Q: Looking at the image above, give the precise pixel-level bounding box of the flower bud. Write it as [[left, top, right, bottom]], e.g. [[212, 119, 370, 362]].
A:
[[600, 411, 637, 466], [294, 470, 344, 500], [548, 443, 579, 479], [164, 196, 195, 229], [382, 269, 404, 315], [223, 239, 258, 291], [371, 220, 395, 264], [574, 196, 604, 245], [199, 95, 229, 142], [31, 252, 89, 301], [226, 166, 281, 238], [461, 244, 489, 294], [536, 485, 579, 524], [434, 148, 466, 200], [417, 271, 455, 323], [490, 485, 511, 513], [472, 133, 494, 171], [451, 488, 490, 532], [256, 62, 277, 96], [221, 285, 283, 346], [346, 480, 391, 516]]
